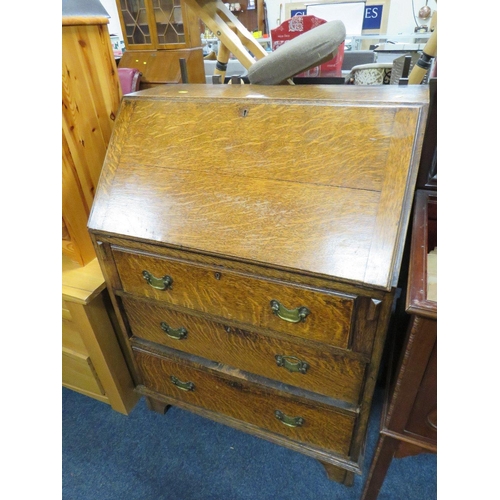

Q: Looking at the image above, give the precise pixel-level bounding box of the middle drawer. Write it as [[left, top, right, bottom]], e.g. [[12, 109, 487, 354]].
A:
[[123, 297, 365, 404]]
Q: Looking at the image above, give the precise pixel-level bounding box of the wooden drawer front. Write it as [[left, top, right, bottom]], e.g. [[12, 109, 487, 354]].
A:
[[123, 298, 365, 403], [405, 341, 437, 442], [134, 348, 356, 455], [114, 249, 354, 348], [62, 317, 88, 354], [62, 299, 72, 320], [62, 350, 104, 396]]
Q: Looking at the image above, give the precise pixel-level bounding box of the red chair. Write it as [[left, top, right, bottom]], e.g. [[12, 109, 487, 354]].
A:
[[118, 68, 142, 94]]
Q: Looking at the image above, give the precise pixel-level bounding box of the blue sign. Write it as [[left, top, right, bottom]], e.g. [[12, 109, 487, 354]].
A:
[[362, 5, 383, 30], [291, 5, 383, 30]]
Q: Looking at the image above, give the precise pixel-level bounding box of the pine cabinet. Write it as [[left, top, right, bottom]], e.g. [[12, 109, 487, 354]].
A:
[[62, 4, 122, 266]]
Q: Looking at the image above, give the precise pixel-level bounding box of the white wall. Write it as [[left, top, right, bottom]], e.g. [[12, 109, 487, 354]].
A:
[[384, 0, 436, 34], [99, 0, 124, 38], [264, 0, 437, 33]]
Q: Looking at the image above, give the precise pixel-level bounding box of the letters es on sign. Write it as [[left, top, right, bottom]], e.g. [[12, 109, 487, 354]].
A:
[[292, 5, 383, 30], [362, 5, 383, 30]]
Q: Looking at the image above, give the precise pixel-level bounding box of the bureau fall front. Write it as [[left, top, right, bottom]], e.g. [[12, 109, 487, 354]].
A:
[[88, 84, 428, 485]]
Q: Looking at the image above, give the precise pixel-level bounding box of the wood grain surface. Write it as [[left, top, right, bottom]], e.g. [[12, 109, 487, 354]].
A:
[[87, 84, 429, 482], [123, 297, 365, 403], [118, 49, 206, 85], [89, 85, 429, 289], [113, 248, 355, 347], [117, 99, 393, 191], [100, 166, 380, 283], [406, 190, 437, 318], [62, 23, 121, 202], [62, 20, 121, 265], [134, 347, 356, 455]]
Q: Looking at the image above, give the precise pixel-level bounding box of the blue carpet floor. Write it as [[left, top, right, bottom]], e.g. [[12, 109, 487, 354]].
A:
[[62, 385, 436, 500]]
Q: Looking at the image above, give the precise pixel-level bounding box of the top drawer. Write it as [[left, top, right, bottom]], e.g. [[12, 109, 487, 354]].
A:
[[112, 248, 355, 349]]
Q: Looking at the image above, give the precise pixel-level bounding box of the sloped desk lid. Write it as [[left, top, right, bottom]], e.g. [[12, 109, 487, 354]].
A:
[[89, 84, 429, 291]]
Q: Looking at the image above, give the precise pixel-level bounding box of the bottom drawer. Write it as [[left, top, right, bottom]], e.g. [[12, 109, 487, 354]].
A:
[[62, 349, 104, 396], [134, 348, 356, 457]]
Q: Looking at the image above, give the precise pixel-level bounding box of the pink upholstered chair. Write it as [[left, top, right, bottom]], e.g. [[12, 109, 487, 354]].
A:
[[118, 68, 142, 94]]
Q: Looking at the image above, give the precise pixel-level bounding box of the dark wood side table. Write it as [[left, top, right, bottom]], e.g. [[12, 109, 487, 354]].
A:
[[361, 189, 437, 499]]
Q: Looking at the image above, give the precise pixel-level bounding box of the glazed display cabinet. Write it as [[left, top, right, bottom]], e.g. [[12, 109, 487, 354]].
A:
[[116, 0, 205, 86]]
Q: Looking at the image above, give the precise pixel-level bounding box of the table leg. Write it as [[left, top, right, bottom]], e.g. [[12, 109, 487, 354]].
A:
[[361, 434, 399, 500]]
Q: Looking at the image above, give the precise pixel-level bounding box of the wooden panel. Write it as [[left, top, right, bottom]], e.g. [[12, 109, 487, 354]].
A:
[[363, 108, 421, 288], [116, 99, 395, 191], [63, 16, 109, 27], [62, 298, 72, 320], [134, 347, 356, 455], [62, 317, 88, 354], [114, 249, 355, 347], [404, 330, 437, 441], [66, 295, 139, 415], [123, 297, 365, 402], [62, 132, 96, 267], [107, 82, 428, 104], [89, 85, 429, 289], [62, 19, 122, 265], [62, 24, 121, 183], [62, 348, 104, 396], [406, 190, 438, 318], [101, 167, 379, 284], [118, 49, 205, 85], [62, 254, 139, 415], [62, 254, 106, 305]]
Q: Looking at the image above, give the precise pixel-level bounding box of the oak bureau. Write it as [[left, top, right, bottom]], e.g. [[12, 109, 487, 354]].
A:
[[88, 84, 429, 485]]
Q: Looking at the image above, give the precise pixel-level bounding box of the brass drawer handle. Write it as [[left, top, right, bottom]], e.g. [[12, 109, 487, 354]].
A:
[[270, 300, 310, 323], [274, 410, 305, 428], [142, 270, 173, 290], [170, 375, 195, 392], [160, 322, 187, 340], [275, 355, 309, 374]]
